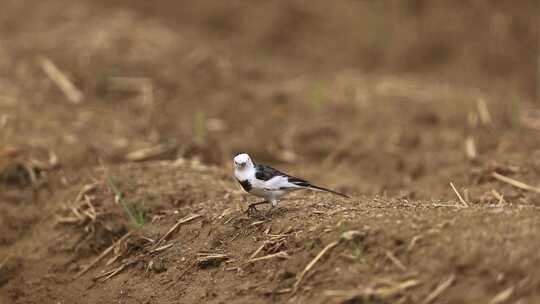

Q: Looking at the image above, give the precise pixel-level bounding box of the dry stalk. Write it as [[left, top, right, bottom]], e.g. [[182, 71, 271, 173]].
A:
[[94, 261, 135, 282], [324, 279, 421, 301], [37, 56, 83, 104], [151, 243, 174, 253], [385, 251, 407, 271], [125, 142, 177, 162], [75, 231, 132, 279], [488, 286, 514, 304], [491, 172, 540, 194], [74, 183, 99, 205], [82, 195, 97, 221], [421, 274, 455, 304], [476, 97, 492, 125], [155, 214, 202, 246], [465, 136, 477, 159], [249, 220, 265, 227], [248, 244, 266, 260], [245, 251, 290, 264], [407, 235, 423, 252], [450, 182, 469, 207], [491, 189, 506, 205], [196, 253, 231, 268], [292, 240, 340, 294]]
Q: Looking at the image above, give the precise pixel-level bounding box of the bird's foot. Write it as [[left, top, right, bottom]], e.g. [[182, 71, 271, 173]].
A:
[[246, 204, 259, 216], [246, 201, 271, 218], [264, 208, 274, 218]]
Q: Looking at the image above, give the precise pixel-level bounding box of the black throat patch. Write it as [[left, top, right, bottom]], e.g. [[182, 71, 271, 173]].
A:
[[237, 179, 252, 192]]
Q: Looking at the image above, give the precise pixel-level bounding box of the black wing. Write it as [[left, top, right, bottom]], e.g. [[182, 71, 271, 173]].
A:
[[255, 164, 311, 186], [254, 164, 287, 181], [286, 176, 311, 187], [255, 164, 349, 197]]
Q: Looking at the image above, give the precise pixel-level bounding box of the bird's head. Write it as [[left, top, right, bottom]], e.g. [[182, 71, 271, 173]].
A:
[[233, 153, 253, 170]]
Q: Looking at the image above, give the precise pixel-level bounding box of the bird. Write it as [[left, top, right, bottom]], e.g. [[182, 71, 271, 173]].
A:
[[233, 153, 349, 213]]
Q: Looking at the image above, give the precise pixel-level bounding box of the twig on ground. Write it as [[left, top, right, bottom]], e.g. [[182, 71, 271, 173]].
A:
[[450, 182, 469, 207], [151, 243, 174, 253], [491, 172, 540, 194], [125, 142, 177, 162], [245, 251, 290, 264], [476, 97, 492, 125], [260, 288, 292, 295], [248, 244, 266, 260], [155, 214, 202, 246], [292, 240, 340, 294], [324, 279, 421, 301], [488, 286, 514, 304], [421, 274, 455, 304], [73, 183, 98, 205], [407, 235, 423, 252], [75, 231, 132, 279], [491, 189, 506, 205], [82, 195, 97, 221], [465, 136, 477, 159], [196, 253, 231, 267], [94, 261, 136, 282], [385, 251, 407, 271], [37, 56, 83, 104]]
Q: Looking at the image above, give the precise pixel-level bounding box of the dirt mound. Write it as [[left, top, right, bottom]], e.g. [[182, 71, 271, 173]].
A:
[[1, 0, 539, 303], [2, 160, 540, 303]]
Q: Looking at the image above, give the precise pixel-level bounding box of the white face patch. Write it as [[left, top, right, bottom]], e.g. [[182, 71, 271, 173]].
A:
[[233, 153, 251, 169]]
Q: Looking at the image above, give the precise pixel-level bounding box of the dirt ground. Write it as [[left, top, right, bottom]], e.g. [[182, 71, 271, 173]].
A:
[[1, 1, 540, 303]]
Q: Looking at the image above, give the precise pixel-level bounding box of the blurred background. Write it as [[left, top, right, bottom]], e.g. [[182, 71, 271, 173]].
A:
[[1, 0, 539, 200]]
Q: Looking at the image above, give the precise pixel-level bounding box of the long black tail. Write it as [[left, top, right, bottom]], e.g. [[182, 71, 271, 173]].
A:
[[307, 184, 350, 198]]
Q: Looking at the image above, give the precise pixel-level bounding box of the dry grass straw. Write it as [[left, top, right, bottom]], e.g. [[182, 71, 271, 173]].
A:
[[450, 182, 469, 207], [196, 253, 231, 267], [489, 286, 514, 304], [248, 244, 266, 261], [151, 243, 174, 253], [154, 214, 202, 246], [421, 274, 455, 304], [292, 240, 340, 294], [385, 251, 407, 271], [476, 97, 492, 125], [56, 183, 98, 224], [125, 142, 177, 162], [465, 136, 477, 159], [93, 261, 136, 282], [37, 56, 83, 104], [245, 251, 290, 264], [491, 189, 506, 205], [75, 231, 132, 279], [324, 279, 421, 302], [491, 172, 540, 194], [407, 235, 423, 252]]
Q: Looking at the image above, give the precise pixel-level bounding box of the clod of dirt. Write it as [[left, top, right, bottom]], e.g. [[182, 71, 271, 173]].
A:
[[0, 257, 23, 287], [148, 259, 167, 273], [196, 253, 230, 268], [413, 112, 440, 125], [0, 161, 35, 186]]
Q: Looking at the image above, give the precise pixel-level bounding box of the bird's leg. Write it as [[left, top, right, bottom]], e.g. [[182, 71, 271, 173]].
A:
[[247, 200, 269, 214], [264, 200, 279, 217]]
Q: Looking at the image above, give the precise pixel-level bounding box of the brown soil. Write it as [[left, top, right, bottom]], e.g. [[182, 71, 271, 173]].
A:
[[1, 1, 539, 303]]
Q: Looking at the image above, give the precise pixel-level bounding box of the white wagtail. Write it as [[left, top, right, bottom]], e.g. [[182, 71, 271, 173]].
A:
[[233, 153, 349, 212]]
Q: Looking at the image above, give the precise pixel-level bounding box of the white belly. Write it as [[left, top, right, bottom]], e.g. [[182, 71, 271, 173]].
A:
[[249, 186, 286, 200]]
